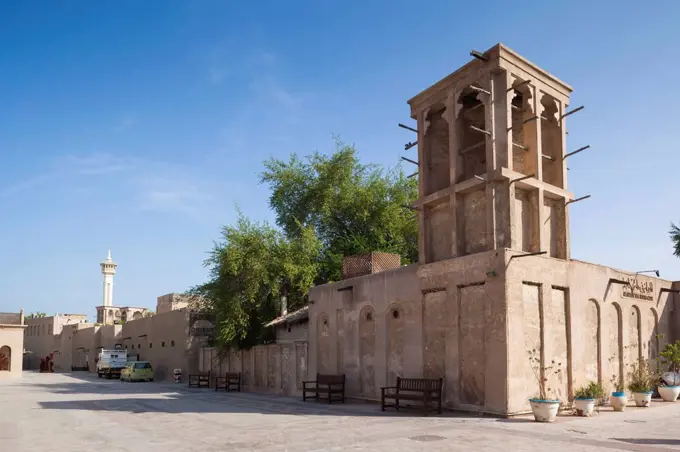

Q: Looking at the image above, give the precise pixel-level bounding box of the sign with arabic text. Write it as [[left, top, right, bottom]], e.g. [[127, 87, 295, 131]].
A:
[[620, 275, 654, 301]]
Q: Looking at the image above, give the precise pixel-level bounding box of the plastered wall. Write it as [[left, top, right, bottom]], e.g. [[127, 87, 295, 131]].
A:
[[199, 342, 308, 397], [0, 326, 25, 377], [307, 250, 509, 415], [505, 250, 677, 414], [308, 264, 423, 401]]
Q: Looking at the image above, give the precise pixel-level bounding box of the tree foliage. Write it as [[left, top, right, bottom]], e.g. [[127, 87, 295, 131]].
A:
[[191, 141, 418, 349], [27, 312, 47, 319], [671, 222, 680, 258], [260, 141, 418, 282], [189, 212, 320, 349]]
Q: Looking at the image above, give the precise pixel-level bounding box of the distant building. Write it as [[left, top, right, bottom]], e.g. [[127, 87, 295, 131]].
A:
[[265, 305, 309, 343], [156, 293, 191, 314], [23, 251, 214, 379], [24, 313, 88, 369], [0, 310, 26, 377], [94, 251, 148, 324]]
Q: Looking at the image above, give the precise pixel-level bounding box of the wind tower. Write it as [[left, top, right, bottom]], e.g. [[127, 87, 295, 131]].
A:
[[406, 43, 587, 265]]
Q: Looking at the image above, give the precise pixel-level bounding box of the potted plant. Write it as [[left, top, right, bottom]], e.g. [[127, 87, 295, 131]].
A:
[[527, 348, 562, 422], [658, 340, 680, 402], [573, 381, 604, 416], [607, 350, 628, 411], [609, 374, 627, 412], [627, 359, 657, 407]]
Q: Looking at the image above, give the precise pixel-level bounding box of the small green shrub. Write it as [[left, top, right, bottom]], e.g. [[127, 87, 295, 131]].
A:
[[659, 340, 680, 386], [574, 381, 604, 400]]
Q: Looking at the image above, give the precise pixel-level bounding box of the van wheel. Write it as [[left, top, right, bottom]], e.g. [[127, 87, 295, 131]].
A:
[[98, 373, 102, 378]]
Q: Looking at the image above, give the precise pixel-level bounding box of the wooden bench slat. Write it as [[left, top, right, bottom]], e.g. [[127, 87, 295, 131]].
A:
[[302, 373, 345, 404], [188, 372, 211, 388], [380, 377, 443, 415], [215, 372, 241, 392]]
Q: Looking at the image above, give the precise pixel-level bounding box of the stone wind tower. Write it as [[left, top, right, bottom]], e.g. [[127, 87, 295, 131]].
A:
[[408, 43, 580, 264], [100, 250, 117, 307]]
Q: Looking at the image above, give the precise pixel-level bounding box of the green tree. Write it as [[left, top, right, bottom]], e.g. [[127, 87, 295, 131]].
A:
[[671, 222, 680, 258], [27, 312, 47, 319], [260, 141, 418, 282], [189, 212, 320, 349]]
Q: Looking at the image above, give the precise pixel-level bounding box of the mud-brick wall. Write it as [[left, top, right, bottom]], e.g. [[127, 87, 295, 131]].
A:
[[418, 250, 508, 415], [199, 342, 308, 397], [506, 252, 677, 415], [119, 309, 199, 380], [672, 281, 680, 343], [308, 264, 423, 401]]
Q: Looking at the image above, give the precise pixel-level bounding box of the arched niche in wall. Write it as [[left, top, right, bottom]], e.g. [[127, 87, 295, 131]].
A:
[[0, 346, 10, 371], [648, 308, 660, 367], [585, 299, 601, 384], [316, 313, 331, 374], [386, 302, 405, 387], [359, 305, 376, 397], [629, 305, 642, 368], [609, 302, 623, 388]]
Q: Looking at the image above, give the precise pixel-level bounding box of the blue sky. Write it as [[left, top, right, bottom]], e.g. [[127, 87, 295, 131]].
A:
[[1, 1, 679, 318]]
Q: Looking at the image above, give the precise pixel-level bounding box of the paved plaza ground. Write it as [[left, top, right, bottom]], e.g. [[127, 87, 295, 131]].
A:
[[1, 373, 680, 452]]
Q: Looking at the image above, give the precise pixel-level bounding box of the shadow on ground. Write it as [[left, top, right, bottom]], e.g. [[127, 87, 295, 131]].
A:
[[612, 438, 680, 446], [33, 374, 479, 420]]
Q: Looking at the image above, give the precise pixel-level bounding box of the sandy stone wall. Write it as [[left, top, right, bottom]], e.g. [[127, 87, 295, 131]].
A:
[[199, 342, 308, 397], [506, 250, 678, 415], [0, 325, 25, 377], [309, 263, 424, 402]]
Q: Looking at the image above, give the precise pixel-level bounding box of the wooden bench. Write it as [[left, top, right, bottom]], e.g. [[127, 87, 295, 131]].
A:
[[381, 377, 443, 415], [215, 372, 241, 392], [188, 371, 211, 388], [302, 373, 345, 404]]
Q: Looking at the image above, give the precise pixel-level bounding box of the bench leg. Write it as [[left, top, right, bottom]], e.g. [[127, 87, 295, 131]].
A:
[[328, 387, 332, 405]]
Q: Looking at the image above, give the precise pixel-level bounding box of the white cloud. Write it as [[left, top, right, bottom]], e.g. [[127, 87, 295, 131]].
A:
[[133, 173, 215, 217], [208, 67, 228, 85], [1, 152, 219, 218], [114, 115, 137, 131], [249, 77, 304, 113], [58, 153, 138, 175], [0, 173, 56, 198]]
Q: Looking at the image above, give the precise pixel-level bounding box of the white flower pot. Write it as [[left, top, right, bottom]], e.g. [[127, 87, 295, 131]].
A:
[[573, 398, 596, 417], [529, 399, 560, 423], [662, 372, 680, 386], [633, 391, 652, 407], [610, 392, 627, 411], [658, 386, 680, 402]]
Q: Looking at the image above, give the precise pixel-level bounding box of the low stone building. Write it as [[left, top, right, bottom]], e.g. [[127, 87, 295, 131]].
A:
[[265, 305, 309, 343], [24, 253, 214, 379], [156, 293, 191, 314], [0, 311, 26, 377], [24, 313, 88, 369], [46, 293, 213, 378], [306, 43, 680, 416]]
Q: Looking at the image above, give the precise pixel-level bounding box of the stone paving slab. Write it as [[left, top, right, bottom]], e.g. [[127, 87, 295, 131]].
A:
[[1, 373, 680, 452]]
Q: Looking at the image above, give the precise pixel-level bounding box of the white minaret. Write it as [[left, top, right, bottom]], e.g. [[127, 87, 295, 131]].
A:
[[100, 250, 117, 307]]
